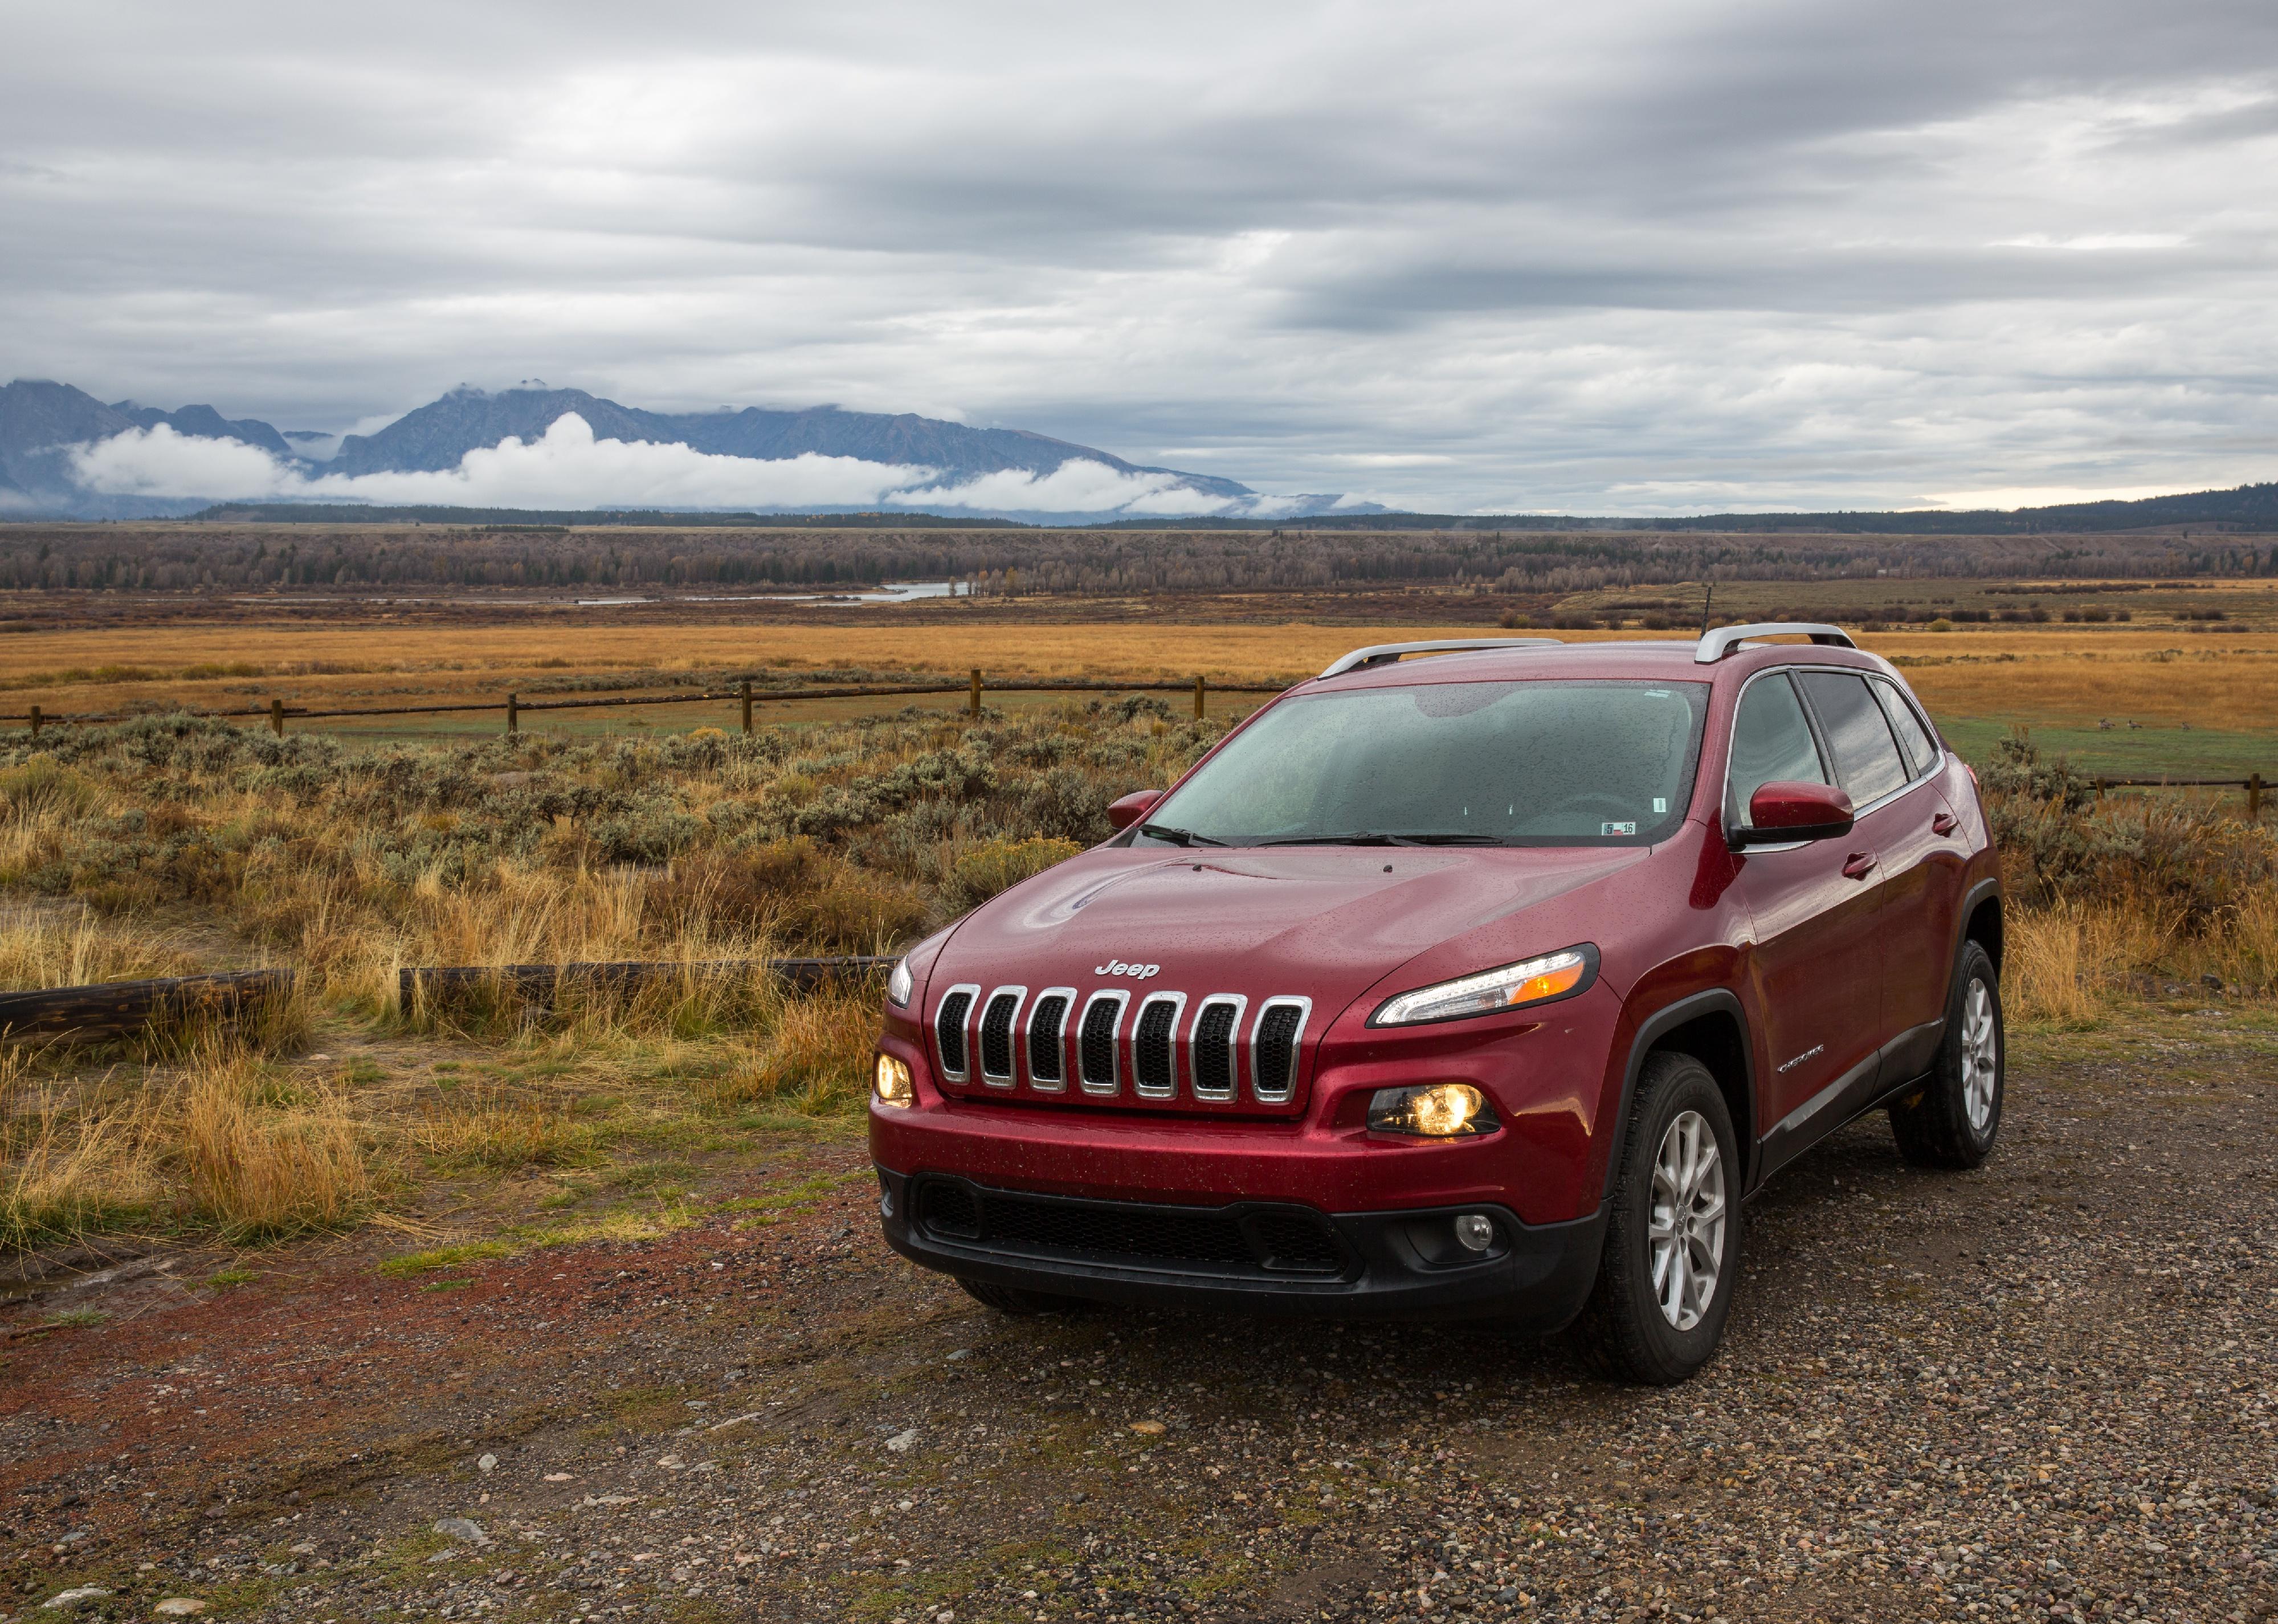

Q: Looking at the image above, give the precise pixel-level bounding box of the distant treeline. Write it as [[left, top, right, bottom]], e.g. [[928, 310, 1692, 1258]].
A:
[[0, 523, 2272, 594]]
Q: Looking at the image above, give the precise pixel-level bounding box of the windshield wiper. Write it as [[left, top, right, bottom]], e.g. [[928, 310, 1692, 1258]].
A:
[[1262, 831, 1506, 847], [1261, 831, 1410, 846], [1138, 821, 1227, 847]]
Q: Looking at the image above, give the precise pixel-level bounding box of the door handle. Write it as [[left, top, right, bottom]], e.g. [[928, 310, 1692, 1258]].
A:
[[1842, 851, 1877, 880], [1932, 812, 1959, 837]]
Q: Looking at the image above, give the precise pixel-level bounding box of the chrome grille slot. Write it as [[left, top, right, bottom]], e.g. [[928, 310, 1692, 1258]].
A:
[[1025, 988, 1073, 1090], [934, 984, 979, 1082], [1131, 993, 1185, 1099], [1189, 995, 1244, 1101], [977, 987, 1025, 1086], [1251, 997, 1310, 1103], [1077, 991, 1128, 1095]]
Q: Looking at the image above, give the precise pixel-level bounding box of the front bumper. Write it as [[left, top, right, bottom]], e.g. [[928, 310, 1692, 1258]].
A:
[[876, 1166, 1607, 1332]]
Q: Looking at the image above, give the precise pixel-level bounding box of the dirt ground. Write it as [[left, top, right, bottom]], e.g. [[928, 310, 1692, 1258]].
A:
[[3, 1014, 2275, 1624]]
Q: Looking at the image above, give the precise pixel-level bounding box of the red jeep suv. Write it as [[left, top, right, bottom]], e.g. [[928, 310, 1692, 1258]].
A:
[[869, 625, 2003, 1383]]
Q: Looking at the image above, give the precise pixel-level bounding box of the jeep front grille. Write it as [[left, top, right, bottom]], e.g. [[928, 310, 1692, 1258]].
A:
[[1131, 993, 1184, 1098], [1025, 990, 1072, 1090], [978, 988, 1023, 1085], [1189, 996, 1243, 1100], [1078, 991, 1127, 1095], [934, 985, 977, 1082], [1251, 998, 1310, 1103], [937, 981, 1310, 1108]]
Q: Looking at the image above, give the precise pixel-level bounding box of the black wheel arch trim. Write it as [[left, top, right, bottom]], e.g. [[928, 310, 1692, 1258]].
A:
[[1602, 988, 1759, 1201], [1957, 875, 2003, 970]]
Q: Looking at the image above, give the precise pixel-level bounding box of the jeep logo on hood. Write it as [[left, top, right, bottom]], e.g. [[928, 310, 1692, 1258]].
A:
[[1095, 959, 1162, 980]]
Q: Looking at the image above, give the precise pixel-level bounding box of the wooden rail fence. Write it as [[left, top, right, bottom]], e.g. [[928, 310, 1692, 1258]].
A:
[[2093, 773, 2267, 818], [400, 956, 892, 1013], [1, 672, 1289, 738], [0, 968, 293, 1040]]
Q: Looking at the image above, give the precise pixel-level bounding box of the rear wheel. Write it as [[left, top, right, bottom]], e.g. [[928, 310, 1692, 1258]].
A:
[[956, 1277, 1090, 1316], [1890, 939, 2004, 1169], [1569, 1051, 1741, 1385]]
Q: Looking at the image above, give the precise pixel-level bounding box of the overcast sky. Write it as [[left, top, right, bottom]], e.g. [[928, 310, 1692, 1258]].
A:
[[6, 0, 2277, 513]]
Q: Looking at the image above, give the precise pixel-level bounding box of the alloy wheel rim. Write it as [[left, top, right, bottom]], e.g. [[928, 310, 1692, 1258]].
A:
[[1647, 1108, 1726, 1332], [1961, 977, 1999, 1136]]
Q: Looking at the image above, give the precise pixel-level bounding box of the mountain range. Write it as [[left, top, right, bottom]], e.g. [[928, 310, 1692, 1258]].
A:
[[0, 378, 1346, 521]]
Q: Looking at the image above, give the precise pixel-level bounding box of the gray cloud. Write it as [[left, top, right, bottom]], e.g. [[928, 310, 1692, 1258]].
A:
[[3, 0, 2276, 512]]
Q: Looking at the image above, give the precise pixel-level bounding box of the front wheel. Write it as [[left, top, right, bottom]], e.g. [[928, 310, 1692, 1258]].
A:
[[1889, 939, 2004, 1169], [1569, 1051, 1741, 1385]]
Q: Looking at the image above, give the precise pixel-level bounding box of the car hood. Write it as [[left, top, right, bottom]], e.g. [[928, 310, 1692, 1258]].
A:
[[930, 844, 1649, 1018]]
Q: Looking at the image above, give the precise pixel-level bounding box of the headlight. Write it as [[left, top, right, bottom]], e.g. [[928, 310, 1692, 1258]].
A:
[[886, 957, 914, 1007], [1368, 1082, 1499, 1137], [1368, 945, 1597, 1027], [873, 1054, 914, 1108]]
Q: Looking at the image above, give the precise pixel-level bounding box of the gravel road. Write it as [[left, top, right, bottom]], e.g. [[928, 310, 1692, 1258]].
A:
[[4, 1016, 2274, 1623]]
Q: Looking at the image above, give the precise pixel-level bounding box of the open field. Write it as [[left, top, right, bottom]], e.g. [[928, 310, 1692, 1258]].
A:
[[0, 597, 2275, 776], [0, 583, 2275, 1622]]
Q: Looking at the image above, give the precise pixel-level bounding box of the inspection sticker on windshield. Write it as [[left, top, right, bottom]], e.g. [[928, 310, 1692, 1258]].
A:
[[1601, 821, 1638, 836]]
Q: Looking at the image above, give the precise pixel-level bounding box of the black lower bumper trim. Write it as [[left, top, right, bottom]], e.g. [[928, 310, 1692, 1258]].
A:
[[875, 1168, 1607, 1333]]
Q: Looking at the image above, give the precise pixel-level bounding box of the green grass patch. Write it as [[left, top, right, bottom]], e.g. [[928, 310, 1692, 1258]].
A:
[[378, 1239, 513, 1276]]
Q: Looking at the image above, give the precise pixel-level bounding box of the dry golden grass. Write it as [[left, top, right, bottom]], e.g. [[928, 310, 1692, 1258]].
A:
[[409, 1082, 601, 1174], [178, 1039, 373, 1241], [0, 907, 204, 990], [1, 614, 2275, 740]]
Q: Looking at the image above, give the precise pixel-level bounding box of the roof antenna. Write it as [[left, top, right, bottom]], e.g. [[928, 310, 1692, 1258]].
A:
[[1698, 583, 1714, 638]]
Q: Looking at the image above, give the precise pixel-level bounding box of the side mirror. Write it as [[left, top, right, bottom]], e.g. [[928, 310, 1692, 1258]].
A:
[[1734, 780, 1855, 846], [1107, 789, 1164, 832]]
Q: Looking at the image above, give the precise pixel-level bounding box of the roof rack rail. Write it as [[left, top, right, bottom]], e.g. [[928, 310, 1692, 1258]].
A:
[[1318, 638, 1562, 679], [1693, 623, 1856, 664]]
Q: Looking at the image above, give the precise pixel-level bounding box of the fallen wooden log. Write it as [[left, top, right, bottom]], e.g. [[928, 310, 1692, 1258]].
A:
[[399, 956, 893, 1011], [0, 968, 295, 1040]]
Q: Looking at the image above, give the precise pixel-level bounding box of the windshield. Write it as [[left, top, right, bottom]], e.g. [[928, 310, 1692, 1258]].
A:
[[1134, 679, 1708, 848]]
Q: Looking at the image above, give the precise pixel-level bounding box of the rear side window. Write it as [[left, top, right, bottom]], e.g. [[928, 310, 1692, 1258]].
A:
[[1871, 678, 1937, 778], [1796, 672, 1909, 806], [1725, 673, 1826, 829]]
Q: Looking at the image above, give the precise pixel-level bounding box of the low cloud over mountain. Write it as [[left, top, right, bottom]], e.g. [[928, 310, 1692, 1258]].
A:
[[1, 381, 1366, 521]]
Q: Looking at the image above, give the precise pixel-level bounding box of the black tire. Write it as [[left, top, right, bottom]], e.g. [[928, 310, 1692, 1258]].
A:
[[1568, 1051, 1742, 1386], [956, 1276, 1090, 1316], [1890, 939, 2004, 1170]]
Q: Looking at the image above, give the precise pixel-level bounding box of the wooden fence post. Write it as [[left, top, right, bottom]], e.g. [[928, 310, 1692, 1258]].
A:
[[507, 693, 519, 736], [2094, 778, 2106, 802], [2251, 773, 2264, 822], [28, 704, 40, 739], [270, 697, 285, 737], [969, 668, 982, 718], [740, 679, 754, 736], [1193, 674, 1206, 720]]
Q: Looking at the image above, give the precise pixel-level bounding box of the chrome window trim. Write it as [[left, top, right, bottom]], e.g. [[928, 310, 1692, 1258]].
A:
[[1024, 985, 1077, 1092], [1130, 990, 1189, 1099], [1076, 989, 1130, 1096], [1866, 674, 1945, 784], [934, 982, 982, 1084], [1249, 995, 1313, 1104], [1724, 663, 1944, 846], [1187, 993, 1248, 1101], [975, 985, 1028, 1088]]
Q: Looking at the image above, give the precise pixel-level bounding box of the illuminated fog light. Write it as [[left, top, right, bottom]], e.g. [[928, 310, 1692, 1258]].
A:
[[873, 1054, 915, 1109], [1454, 1213, 1495, 1252], [1366, 1082, 1499, 1137]]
